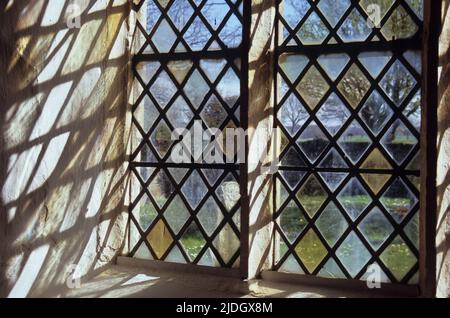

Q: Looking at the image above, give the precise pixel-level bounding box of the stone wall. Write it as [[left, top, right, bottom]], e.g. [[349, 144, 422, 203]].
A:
[[0, 0, 130, 297], [437, 0, 450, 298]]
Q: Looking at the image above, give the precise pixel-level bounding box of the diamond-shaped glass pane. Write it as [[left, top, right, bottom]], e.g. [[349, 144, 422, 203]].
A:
[[276, 179, 290, 211], [168, 0, 194, 31], [279, 254, 304, 274], [403, 90, 421, 132], [405, 0, 423, 20], [184, 69, 209, 109], [279, 201, 308, 243], [164, 195, 190, 235], [150, 120, 173, 158], [380, 60, 417, 106], [338, 178, 371, 220], [338, 9, 372, 42], [220, 13, 242, 48], [147, 219, 173, 259], [152, 19, 177, 52], [381, 119, 418, 165], [319, 149, 348, 169], [181, 170, 208, 209], [297, 12, 329, 45], [201, 169, 223, 187], [296, 174, 327, 218], [280, 54, 309, 83], [316, 93, 350, 136], [280, 170, 306, 190], [148, 170, 175, 208], [185, 17, 211, 50], [180, 222, 206, 262], [358, 51, 392, 79], [338, 64, 371, 109], [381, 5, 419, 41], [359, 207, 394, 250], [316, 202, 348, 247], [198, 248, 220, 267], [297, 121, 330, 163], [167, 96, 194, 129], [201, 0, 229, 30], [296, 66, 330, 110], [278, 94, 309, 137], [281, 0, 310, 29], [150, 70, 177, 108], [380, 236, 417, 281], [404, 211, 419, 249], [168, 60, 193, 84], [201, 95, 228, 128], [380, 178, 417, 223], [197, 197, 223, 237], [281, 147, 307, 167], [337, 120, 371, 164], [294, 229, 328, 273], [134, 242, 153, 260], [133, 195, 158, 231], [216, 173, 240, 212], [135, 95, 159, 133], [318, 258, 346, 279], [318, 54, 350, 81], [168, 168, 188, 185], [217, 68, 240, 107], [336, 232, 371, 277], [166, 245, 187, 264], [318, 0, 350, 28], [213, 223, 240, 264], [360, 91, 394, 136], [200, 59, 227, 83]]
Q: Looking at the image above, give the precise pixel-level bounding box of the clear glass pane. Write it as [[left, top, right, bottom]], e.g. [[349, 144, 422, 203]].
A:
[[316, 93, 350, 136], [296, 174, 327, 218], [359, 91, 393, 136], [316, 202, 348, 247], [337, 178, 371, 220], [197, 197, 223, 237], [296, 66, 330, 110], [381, 119, 418, 165], [148, 170, 175, 208], [278, 94, 309, 137], [164, 195, 190, 235], [279, 201, 308, 243], [297, 121, 330, 163], [337, 64, 371, 109], [181, 170, 208, 209], [336, 232, 371, 277], [318, 0, 350, 28], [180, 222, 207, 262], [358, 207, 394, 250], [380, 177, 417, 223], [337, 120, 371, 164], [380, 236, 417, 281], [297, 12, 330, 45]]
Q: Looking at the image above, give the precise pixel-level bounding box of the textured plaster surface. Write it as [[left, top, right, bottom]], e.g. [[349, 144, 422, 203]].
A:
[[0, 0, 130, 297], [437, 0, 450, 298]]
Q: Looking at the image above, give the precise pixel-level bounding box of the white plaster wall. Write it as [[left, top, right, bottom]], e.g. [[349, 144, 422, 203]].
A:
[[437, 0, 450, 298], [0, 0, 130, 297]]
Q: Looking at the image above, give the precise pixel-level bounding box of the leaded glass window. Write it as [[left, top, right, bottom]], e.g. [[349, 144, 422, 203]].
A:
[[274, 0, 422, 284], [129, 0, 244, 268]]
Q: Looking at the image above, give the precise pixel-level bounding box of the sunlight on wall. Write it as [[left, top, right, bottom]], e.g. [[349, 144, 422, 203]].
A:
[[0, 0, 130, 298]]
